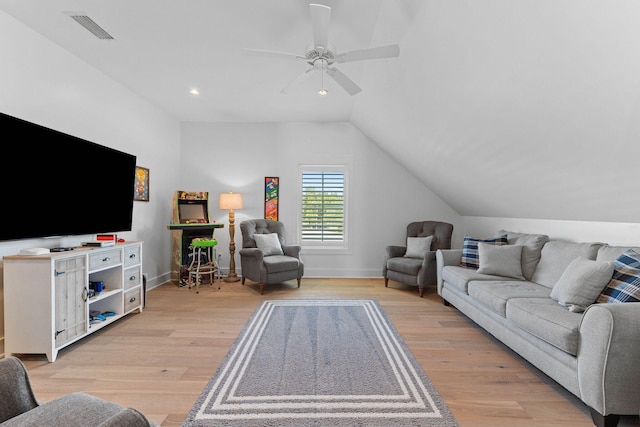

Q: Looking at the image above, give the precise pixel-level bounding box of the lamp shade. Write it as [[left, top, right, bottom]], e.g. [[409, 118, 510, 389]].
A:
[[219, 192, 243, 210]]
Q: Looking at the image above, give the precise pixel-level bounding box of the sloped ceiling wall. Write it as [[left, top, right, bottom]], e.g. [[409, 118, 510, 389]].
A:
[[352, 0, 640, 224]]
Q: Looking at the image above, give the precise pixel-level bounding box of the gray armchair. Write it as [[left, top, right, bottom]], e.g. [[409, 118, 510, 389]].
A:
[[0, 356, 155, 426], [383, 221, 453, 297], [239, 219, 304, 295]]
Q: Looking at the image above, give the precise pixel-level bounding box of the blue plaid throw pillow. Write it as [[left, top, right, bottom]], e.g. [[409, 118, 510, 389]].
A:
[[461, 235, 508, 269], [597, 249, 640, 303]]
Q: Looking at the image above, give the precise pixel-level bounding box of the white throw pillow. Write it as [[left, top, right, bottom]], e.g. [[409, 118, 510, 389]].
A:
[[405, 236, 433, 258], [476, 243, 525, 280], [254, 233, 284, 256], [550, 256, 614, 313]]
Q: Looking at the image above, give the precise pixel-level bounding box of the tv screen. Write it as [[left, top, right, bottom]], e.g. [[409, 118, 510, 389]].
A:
[[0, 111, 137, 241]]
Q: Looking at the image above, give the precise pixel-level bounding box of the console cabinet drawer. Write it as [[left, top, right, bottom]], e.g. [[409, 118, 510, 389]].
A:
[[124, 245, 141, 267], [124, 287, 142, 312], [124, 265, 142, 290], [89, 249, 122, 271]]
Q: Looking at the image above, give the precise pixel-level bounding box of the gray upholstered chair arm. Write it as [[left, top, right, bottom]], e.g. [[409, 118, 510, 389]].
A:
[[436, 249, 463, 294], [1, 392, 156, 427], [239, 248, 264, 261], [577, 302, 640, 416], [282, 245, 301, 258], [386, 245, 407, 258], [0, 356, 39, 423], [98, 408, 156, 427]]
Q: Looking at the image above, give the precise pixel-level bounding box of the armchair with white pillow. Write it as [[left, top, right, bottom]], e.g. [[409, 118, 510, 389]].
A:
[[383, 221, 454, 297], [239, 219, 304, 295]]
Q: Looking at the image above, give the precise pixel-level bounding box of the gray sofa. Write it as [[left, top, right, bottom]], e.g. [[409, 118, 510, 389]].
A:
[[0, 356, 156, 427], [436, 230, 640, 427]]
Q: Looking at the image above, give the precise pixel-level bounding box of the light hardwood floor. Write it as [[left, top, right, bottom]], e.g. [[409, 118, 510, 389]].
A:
[[15, 278, 640, 427]]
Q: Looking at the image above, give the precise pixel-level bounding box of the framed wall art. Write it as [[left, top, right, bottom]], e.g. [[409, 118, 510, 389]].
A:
[[134, 166, 150, 202], [264, 177, 279, 221]]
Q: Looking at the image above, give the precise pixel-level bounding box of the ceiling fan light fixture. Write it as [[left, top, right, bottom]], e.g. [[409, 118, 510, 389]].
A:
[[318, 64, 328, 96]]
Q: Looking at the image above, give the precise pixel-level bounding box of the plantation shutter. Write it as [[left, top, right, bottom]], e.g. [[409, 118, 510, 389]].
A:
[[301, 170, 345, 243]]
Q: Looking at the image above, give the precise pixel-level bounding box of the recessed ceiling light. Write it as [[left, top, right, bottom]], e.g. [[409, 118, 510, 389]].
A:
[[189, 88, 200, 95]]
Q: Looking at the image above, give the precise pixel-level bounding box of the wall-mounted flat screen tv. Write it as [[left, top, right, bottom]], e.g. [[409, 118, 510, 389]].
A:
[[0, 111, 137, 241]]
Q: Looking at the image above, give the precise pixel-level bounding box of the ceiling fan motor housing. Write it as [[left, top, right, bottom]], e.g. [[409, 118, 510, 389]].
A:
[[306, 43, 336, 68]]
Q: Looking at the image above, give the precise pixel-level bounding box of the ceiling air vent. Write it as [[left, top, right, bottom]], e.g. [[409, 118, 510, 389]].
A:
[[65, 12, 114, 40]]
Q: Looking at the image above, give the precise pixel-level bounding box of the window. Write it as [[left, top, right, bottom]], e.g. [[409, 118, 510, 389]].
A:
[[299, 165, 348, 249]]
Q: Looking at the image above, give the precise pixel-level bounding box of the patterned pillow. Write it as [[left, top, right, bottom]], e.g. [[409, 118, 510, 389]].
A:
[[597, 249, 640, 303], [460, 235, 508, 269]]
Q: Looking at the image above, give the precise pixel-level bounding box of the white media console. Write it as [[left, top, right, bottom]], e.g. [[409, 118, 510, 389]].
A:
[[3, 241, 143, 362]]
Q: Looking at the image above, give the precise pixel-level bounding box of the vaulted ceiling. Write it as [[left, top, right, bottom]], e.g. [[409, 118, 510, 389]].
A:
[[2, 0, 640, 223]]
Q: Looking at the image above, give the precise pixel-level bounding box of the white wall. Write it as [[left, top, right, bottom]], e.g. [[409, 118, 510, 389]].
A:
[[0, 11, 181, 354], [462, 216, 640, 247], [355, 0, 640, 225], [180, 121, 463, 277]]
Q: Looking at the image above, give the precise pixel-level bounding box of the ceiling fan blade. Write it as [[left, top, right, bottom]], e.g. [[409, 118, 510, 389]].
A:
[[281, 67, 316, 94], [326, 67, 361, 95], [310, 4, 331, 50], [336, 44, 400, 63], [242, 48, 304, 61]]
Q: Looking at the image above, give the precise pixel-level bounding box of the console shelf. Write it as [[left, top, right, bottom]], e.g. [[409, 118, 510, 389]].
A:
[[3, 241, 143, 362], [89, 288, 122, 303]]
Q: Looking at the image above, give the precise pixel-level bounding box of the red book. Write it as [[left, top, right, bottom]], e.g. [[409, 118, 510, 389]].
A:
[[96, 234, 116, 241]]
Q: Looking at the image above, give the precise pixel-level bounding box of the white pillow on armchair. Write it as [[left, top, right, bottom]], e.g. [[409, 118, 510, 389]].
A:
[[254, 233, 284, 256], [404, 236, 433, 258]]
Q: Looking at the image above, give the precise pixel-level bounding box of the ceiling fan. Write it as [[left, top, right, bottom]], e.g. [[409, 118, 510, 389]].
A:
[[242, 3, 400, 96]]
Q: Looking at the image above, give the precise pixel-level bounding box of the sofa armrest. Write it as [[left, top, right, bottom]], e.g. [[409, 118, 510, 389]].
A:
[[436, 249, 463, 295], [578, 302, 640, 416]]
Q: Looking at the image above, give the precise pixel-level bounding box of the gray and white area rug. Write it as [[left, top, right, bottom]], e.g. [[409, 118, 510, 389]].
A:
[[183, 299, 459, 426]]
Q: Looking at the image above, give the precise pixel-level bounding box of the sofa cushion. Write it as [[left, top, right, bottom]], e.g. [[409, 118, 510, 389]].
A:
[[468, 280, 551, 317], [461, 235, 508, 269], [477, 243, 525, 280], [497, 230, 550, 280], [597, 249, 640, 304], [441, 265, 510, 294], [405, 236, 432, 258], [530, 241, 604, 288], [550, 257, 614, 313], [506, 298, 583, 355]]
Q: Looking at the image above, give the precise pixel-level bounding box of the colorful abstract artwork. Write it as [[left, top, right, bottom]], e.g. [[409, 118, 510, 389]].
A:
[[265, 177, 279, 221]]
